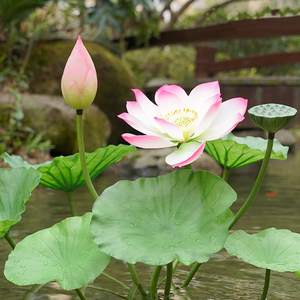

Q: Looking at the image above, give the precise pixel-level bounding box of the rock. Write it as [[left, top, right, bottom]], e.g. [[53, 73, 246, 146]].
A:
[[26, 40, 141, 144], [0, 93, 111, 155], [104, 147, 223, 177]]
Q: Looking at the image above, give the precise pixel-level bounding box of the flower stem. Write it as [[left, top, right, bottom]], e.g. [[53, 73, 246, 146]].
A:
[[229, 133, 274, 230], [184, 163, 192, 170], [127, 263, 147, 297], [67, 191, 77, 216], [75, 288, 88, 300], [260, 269, 271, 300], [164, 262, 173, 300], [222, 166, 230, 181], [76, 110, 98, 201], [182, 262, 201, 287], [149, 265, 162, 299], [4, 232, 16, 249]]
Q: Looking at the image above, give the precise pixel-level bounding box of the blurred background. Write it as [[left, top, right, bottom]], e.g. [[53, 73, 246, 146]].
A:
[[1, 0, 300, 159]]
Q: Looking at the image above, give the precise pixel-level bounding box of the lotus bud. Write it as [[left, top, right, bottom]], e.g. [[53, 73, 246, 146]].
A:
[[61, 36, 98, 110]]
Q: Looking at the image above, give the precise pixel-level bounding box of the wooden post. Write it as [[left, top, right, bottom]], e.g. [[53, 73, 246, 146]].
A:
[[195, 45, 216, 79]]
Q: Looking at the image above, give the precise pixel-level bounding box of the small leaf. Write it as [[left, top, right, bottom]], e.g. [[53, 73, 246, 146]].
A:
[[225, 228, 300, 272], [2, 145, 136, 192], [4, 213, 110, 290], [1, 152, 51, 169], [91, 170, 236, 265], [205, 133, 288, 168], [0, 168, 41, 238]]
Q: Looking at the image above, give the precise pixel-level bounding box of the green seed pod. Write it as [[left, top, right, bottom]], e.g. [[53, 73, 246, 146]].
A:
[[248, 103, 297, 134]]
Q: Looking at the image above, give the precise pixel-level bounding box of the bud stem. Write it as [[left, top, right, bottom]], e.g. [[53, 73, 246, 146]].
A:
[[76, 110, 98, 201]]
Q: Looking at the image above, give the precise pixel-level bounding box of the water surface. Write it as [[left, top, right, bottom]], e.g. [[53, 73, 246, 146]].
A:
[[1, 149, 300, 299]]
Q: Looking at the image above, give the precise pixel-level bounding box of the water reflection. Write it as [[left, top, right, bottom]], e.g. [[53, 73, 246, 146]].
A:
[[1, 149, 300, 299]]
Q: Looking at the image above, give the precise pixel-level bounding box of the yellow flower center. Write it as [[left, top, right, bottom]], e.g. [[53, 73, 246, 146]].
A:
[[164, 108, 198, 139]]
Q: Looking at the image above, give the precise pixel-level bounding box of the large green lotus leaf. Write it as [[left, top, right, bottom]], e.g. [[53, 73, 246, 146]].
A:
[[205, 133, 288, 168], [225, 228, 300, 272], [2, 145, 136, 192], [91, 170, 236, 266], [4, 213, 110, 290], [0, 168, 41, 239]]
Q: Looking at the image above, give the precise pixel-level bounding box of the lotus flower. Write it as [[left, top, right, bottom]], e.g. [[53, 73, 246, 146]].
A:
[[61, 36, 97, 110], [118, 82, 248, 167]]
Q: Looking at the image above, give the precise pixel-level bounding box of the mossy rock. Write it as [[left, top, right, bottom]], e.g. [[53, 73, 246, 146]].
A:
[[26, 40, 141, 144], [0, 93, 111, 155]]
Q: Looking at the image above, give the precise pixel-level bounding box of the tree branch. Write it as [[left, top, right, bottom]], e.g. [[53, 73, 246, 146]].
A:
[[194, 0, 251, 27], [163, 0, 195, 31]]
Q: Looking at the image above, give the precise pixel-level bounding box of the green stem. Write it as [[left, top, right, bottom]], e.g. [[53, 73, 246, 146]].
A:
[[164, 262, 173, 300], [86, 285, 127, 299], [127, 263, 147, 297], [66, 191, 77, 216], [182, 262, 201, 287], [184, 163, 192, 170], [102, 272, 129, 290], [149, 265, 162, 300], [260, 269, 271, 300], [4, 232, 16, 249], [229, 134, 274, 230], [77, 110, 98, 201], [75, 288, 88, 300], [22, 284, 44, 300], [173, 258, 179, 272], [158, 258, 179, 287], [222, 166, 231, 181]]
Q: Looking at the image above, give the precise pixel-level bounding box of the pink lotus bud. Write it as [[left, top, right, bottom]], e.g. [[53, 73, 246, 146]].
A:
[[61, 36, 98, 110]]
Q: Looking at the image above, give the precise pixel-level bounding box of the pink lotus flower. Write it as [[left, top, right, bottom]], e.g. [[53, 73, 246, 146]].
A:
[[61, 36, 97, 110], [118, 82, 248, 167]]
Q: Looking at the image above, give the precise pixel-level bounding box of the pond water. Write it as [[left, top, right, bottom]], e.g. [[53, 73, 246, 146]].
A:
[[1, 148, 300, 300]]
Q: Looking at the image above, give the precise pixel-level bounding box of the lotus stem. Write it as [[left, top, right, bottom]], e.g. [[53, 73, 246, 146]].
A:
[[86, 285, 127, 299], [149, 265, 162, 299], [182, 262, 201, 287], [4, 232, 16, 249], [75, 288, 88, 300], [222, 166, 230, 181], [184, 163, 192, 170], [21, 284, 44, 300], [164, 262, 173, 299], [260, 269, 271, 300], [127, 263, 147, 297], [66, 191, 77, 216], [229, 133, 274, 230], [76, 110, 98, 201], [101, 272, 129, 290]]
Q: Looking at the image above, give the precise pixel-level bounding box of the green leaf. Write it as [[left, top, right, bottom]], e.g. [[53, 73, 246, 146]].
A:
[[225, 228, 300, 272], [205, 133, 288, 168], [0, 168, 41, 239], [91, 170, 236, 266], [4, 213, 110, 290], [2, 145, 136, 192], [1, 152, 52, 169]]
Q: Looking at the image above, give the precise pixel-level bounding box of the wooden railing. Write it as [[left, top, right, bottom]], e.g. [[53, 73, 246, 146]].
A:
[[122, 15, 300, 79], [195, 46, 300, 78]]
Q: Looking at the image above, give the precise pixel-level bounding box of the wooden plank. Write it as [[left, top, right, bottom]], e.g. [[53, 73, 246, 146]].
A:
[[209, 51, 300, 73], [123, 16, 300, 50]]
